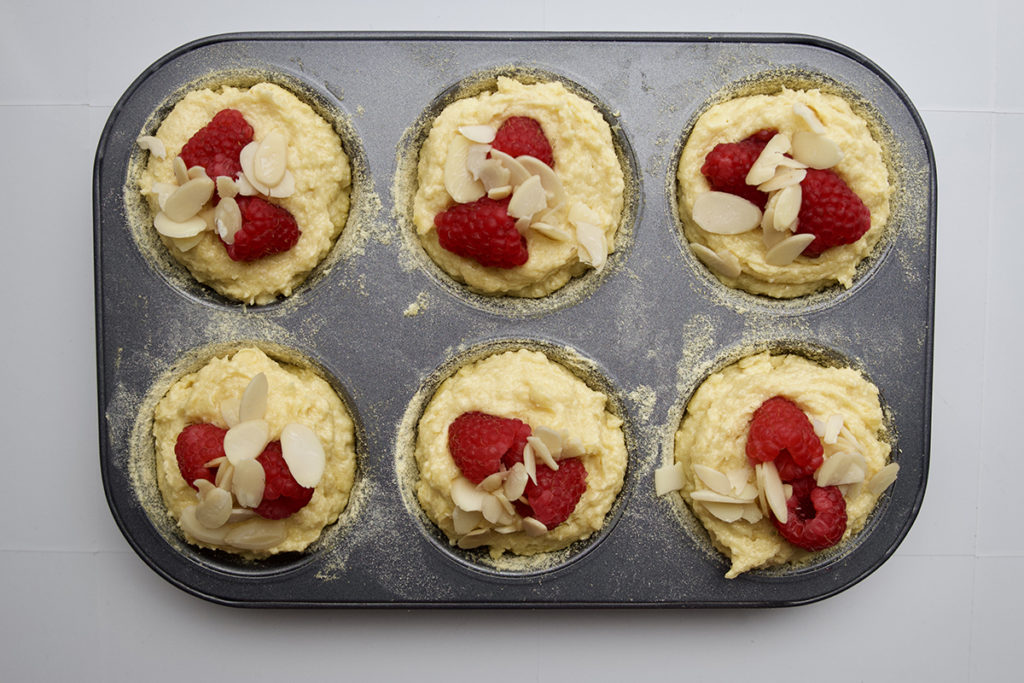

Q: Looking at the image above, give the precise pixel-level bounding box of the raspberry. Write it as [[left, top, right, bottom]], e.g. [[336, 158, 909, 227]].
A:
[[519, 458, 588, 530], [700, 130, 776, 209], [223, 196, 301, 262], [772, 476, 847, 551], [174, 424, 227, 490], [490, 116, 554, 167], [448, 412, 531, 484], [253, 441, 314, 520], [746, 396, 823, 481], [179, 109, 253, 181], [434, 196, 528, 269], [795, 168, 871, 257]]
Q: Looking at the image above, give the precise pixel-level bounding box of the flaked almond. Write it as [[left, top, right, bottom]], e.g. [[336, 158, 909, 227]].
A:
[[267, 170, 295, 198], [508, 175, 548, 220], [164, 175, 214, 222], [690, 243, 742, 279], [458, 124, 497, 144], [475, 157, 510, 190], [523, 443, 537, 484], [521, 517, 547, 537], [757, 166, 807, 193], [487, 185, 513, 200], [187, 166, 208, 181], [451, 476, 485, 512], [504, 462, 529, 501], [726, 467, 749, 493], [224, 419, 270, 464], [238, 373, 268, 422], [693, 191, 762, 234], [224, 518, 287, 551], [252, 129, 288, 187], [220, 397, 241, 428], [137, 135, 166, 158], [741, 504, 764, 524], [513, 216, 532, 236], [755, 462, 769, 515], [464, 143, 492, 182], [575, 221, 608, 269], [479, 471, 506, 492], [488, 149, 532, 187], [480, 493, 505, 525], [867, 463, 900, 495], [234, 173, 259, 197], [816, 452, 852, 488], [457, 529, 494, 549], [526, 436, 559, 471], [172, 156, 189, 185], [152, 182, 177, 211], [568, 202, 601, 227], [811, 416, 827, 438], [154, 212, 208, 239], [532, 426, 564, 459], [654, 462, 686, 496], [227, 508, 258, 524], [215, 196, 242, 245], [195, 485, 233, 528], [702, 501, 745, 523], [170, 234, 203, 253], [760, 461, 788, 524], [690, 490, 755, 504], [179, 505, 229, 545], [531, 222, 571, 242], [745, 133, 792, 185], [762, 224, 788, 250], [214, 461, 233, 490], [232, 458, 266, 508], [280, 422, 326, 488], [452, 506, 483, 535], [518, 156, 565, 207], [793, 102, 826, 134], [765, 233, 815, 266], [216, 175, 239, 199], [772, 184, 802, 232], [792, 131, 844, 169], [239, 142, 271, 196], [824, 414, 844, 444], [693, 464, 732, 496]]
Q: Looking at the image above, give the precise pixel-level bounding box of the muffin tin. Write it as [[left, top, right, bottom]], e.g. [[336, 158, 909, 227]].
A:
[[94, 32, 935, 607]]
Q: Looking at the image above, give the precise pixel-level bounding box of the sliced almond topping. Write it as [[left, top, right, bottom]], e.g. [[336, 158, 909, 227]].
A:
[[252, 129, 288, 187], [152, 182, 177, 211], [227, 508, 258, 524], [761, 461, 788, 524], [811, 417, 827, 437], [238, 142, 271, 196], [517, 156, 565, 207], [488, 149, 532, 187], [702, 501, 746, 523], [504, 462, 529, 501], [179, 505, 229, 545], [765, 233, 815, 266], [234, 172, 259, 197], [513, 215, 532, 236], [238, 373, 268, 423], [532, 427, 564, 459], [154, 212, 208, 239], [172, 156, 189, 185], [745, 133, 792, 185], [816, 451, 853, 487], [690, 490, 755, 504], [479, 471, 506, 492], [755, 462, 769, 515], [137, 135, 166, 158], [508, 175, 548, 220], [736, 483, 758, 501], [220, 397, 241, 428], [526, 435, 559, 471], [280, 422, 326, 488], [458, 124, 497, 144], [187, 166, 208, 181], [170, 234, 204, 253], [214, 461, 233, 490], [654, 462, 686, 496], [163, 176, 215, 222], [772, 184, 802, 232], [824, 414, 844, 444], [575, 221, 608, 269], [480, 493, 505, 525], [216, 175, 239, 199], [568, 202, 601, 227], [792, 131, 844, 169], [523, 444, 538, 484], [793, 102, 826, 134], [762, 224, 788, 250], [267, 170, 295, 198], [758, 166, 807, 193], [475, 157, 510, 189], [741, 504, 764, 524], [215, 196, 242, 245], [690, 242, 742, 279], [531, 222, 572, 242], [522, 517, 548, 537], [452, 506, 484, 535], [231, 458, 266, 508], [693, 464, 733, 496], [224, 518, 287, 551], [223, 419, 270, 464], [493, 491, 517, 521], [451, 476, 486, 512], [867, 463, 900, 495], [693, 191, 762, 234], [457, 529, 495, 549], [464, 143, 491, 181], [195, 485, 233, 528], [487, 185, 513, 200], [726, 467, 749, 493]]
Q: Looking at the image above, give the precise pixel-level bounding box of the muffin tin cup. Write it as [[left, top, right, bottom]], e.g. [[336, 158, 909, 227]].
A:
[[95, 32, 934, 607]]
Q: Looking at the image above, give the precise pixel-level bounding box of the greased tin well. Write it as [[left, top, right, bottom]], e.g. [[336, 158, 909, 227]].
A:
[[94, 32, 935, 607]]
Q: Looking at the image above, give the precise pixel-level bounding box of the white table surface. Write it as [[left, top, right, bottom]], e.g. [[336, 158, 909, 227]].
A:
[[3, 1, 1020, 680]]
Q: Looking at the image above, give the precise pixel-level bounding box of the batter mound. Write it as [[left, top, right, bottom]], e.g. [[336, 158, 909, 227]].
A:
[[137, 82, 351, 304], [153, 347, 357, 558], [413, 77, 625, 298], [668, 352, 897, 578], [677, 87, 890, 298], [415, 348, 627, 557]]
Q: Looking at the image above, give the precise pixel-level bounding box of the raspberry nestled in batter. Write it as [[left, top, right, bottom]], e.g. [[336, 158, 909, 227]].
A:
[[180, 108, 253, 182], [174, 423, 226, 490], [773, 476, 848, 551], [224, 196, 301, 262], [253, 441, 315, 520], [701, 131, 774, 209], [491, 116, 554, 167], [448, 411, 531, 484], [434, 197, 528, 269], [746, 395, 824, 480]]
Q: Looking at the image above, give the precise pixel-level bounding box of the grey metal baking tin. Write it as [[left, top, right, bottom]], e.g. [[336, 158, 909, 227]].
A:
[[94, 32, 935, 607]]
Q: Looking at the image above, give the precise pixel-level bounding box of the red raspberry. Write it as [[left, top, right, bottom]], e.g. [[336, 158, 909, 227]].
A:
[[700, 129, 776, 209], [795, 168, 871, 257], [519, 458, 588, 530], [179, 109, 253, 181], [253, 441, 314, 520], [174, 424, 227, 489], [448, 412, 531, 484], [490, 116, 554, 167], [223, 196, 301, 262], [434, 196, 528, 269], [746, 396, 823, 481], [772, 476, 847, 551]]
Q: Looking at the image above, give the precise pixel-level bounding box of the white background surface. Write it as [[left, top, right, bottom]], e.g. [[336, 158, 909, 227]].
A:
[[2, 0, 1021, 680]]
